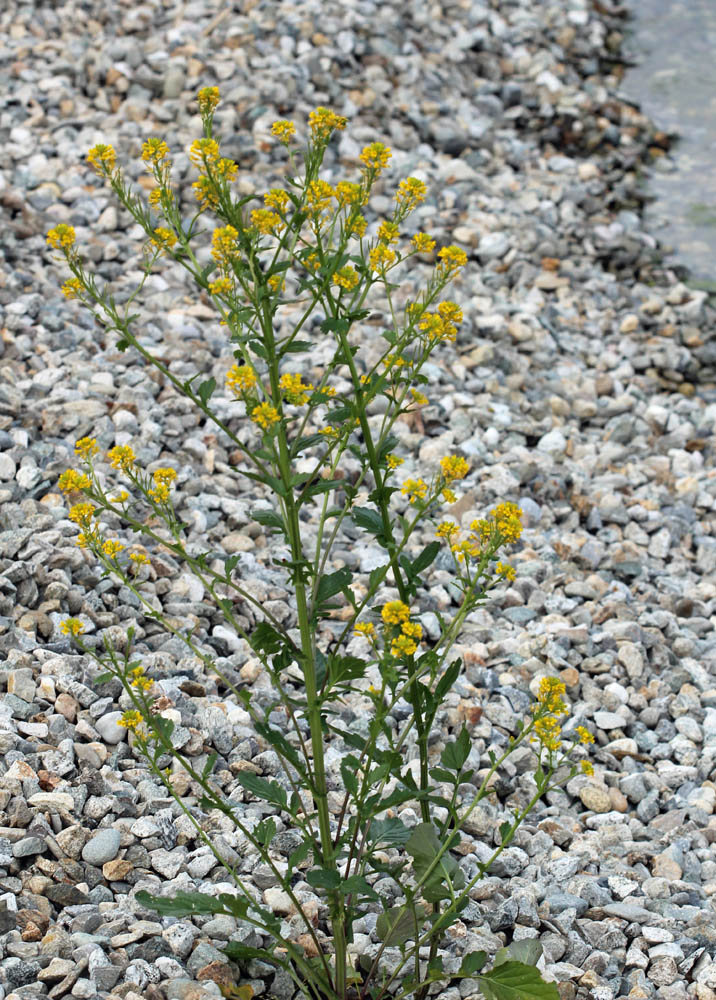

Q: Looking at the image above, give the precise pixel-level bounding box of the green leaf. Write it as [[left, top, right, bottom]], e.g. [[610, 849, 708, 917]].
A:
[[287, 838, 310, 875], [352, 507, 385, 538], [410, 540, 441, 577], [223, 941, 280, 965], [477, 962, 559, 1000], [248, 339, 268, 360], [302, 478, 345, 499], [316, 568, 352, 606], [224, 554, 240, 578], [321, 316, 351, 335], [494, 941, 543, 968], [367, 817, 411, 848], [202, 753, 218, 781], [93, 671, 113, 685], [254, 817, 277, 848], [280, 340, 312, 354], [429, 766, 456, 785], [339, 875, 379, 901], [460, 951, 488, 975], [405, 822, 465, 903], [253, 721, 304, 776], [235, 772, 287, 810], [376, 903, 425, 946], [499, 821, 513, 845], [441, 725, 471, 772], [197, 376, 216, 405], [249, 622, 286, 656], [306, 868, 342, 890], [328, 654, 365, 687], [434, 658, 462, 702], [136, 889, 230, 917], [341, 758, 359, 796], [251, 508, 285, 532]]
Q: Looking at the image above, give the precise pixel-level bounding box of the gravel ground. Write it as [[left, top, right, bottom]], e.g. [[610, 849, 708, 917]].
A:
[[1, 2, 716, 1000]]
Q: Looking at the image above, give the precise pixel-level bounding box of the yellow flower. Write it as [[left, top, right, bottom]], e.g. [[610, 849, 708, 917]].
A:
[[102, 540, 124, 558], [251, 209, 284, 235], [441, 488, 456, 504], [438, 301, 463, 325], [267, 274, 284, 293], [149, 484, 170, 504], [410, 389, 428, 405], [401, 478, 428, 504], [251, 402, 280, 429], [354, 622, 376, 639], [211, 225, 240, 264], [319, 425, 338, 438], [412, 232, 436, 253], [581, 761, 595, 776], [189, 137, 220, 168], [280, 372, 314, 406], [496, 562, 516, 582], [333, 266, 360, 291], [149, 187, 169, 209], [436, 521, 459, 540], [150, 227, 177, 252], [87, 144, 116, 175], [576, 726, 595, 745], [396, 177, 427, 208], [533, 715, 562, 752], [215, 158, 238, 181], [142, 138, 169, 163], [58, 469, 91, 494], [197, 86, 221, 113], [153, 467, 177, 486], [193, 175, 218, 208], [535, 677, 567, 716], [75, 437, 99, 460], [209, 276, 232, 296], [68, 502, 96, 526], [377, 221, 400, 245], [129, 551, 149, 565], [492, 501, 523, 542], [369, 244, 397, 272], [470, 518, 492, 544], [226, 364, 257, 396], [264, 189, 290, 213], [118, 710, 143, 731], [334, 181, 364, 207], [271, 119, 296, 143], [401, 621, 422, 640], [306, 179, 335, 216], [391, 634, 417, 658], [107, 445, 136, 472], [451, 539, 480, 562], [303, 251, 320, 272], [360, 142, 391, 171], [110, 490, 129, 504], [437, 245, 468, 271], [381, 601, 410, 626], [62, 278, 84, 299], [46, 224, 76, 251], [60, 618, 85, 637], [308, 107, 348, 139], [386, 454, 403, 470], [440, 455, 470, 483], [347, 214, 367, 238]]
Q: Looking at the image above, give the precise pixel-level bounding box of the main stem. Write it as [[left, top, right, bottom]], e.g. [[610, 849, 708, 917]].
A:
[[265, 301, 346, 999]]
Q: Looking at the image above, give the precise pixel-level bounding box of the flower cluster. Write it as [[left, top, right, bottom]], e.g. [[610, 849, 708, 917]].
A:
[[379, 600, 423, 658], [308, 107, 347, 140], [46, 224, 76, 251], [280, 373, 314, 406], [87, 144, 116, 176], [226, 364, 257, 396]]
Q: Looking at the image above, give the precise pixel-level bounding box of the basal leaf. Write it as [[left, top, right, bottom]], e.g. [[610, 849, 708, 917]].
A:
[[460, 951, 488, 975], [367, 817, 411, 847], [235, 772, 287, 809], [306, 868, 342, 890], [494, 940, 543, 969], [316, 567, 352, 606], [477, 962, 559, 1000], [375, 903, 425, 947], [405, 822, 465, 903]]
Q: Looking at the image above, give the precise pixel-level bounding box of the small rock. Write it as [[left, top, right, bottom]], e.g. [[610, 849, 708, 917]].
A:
[[579, 784, 612, 813], [82, 828, 121, 866]]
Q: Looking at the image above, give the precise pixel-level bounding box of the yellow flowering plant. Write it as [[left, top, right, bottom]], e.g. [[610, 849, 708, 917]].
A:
[[50, 90, 591, 1000]]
